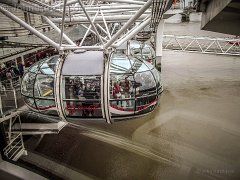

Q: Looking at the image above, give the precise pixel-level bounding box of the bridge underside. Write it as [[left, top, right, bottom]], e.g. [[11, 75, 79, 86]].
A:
[[200, 0, 240, 36]]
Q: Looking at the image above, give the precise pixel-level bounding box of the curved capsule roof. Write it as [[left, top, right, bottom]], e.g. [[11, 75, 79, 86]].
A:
[[62, 51, 104, 75], [129, 40, 156, 65], [21, 50, 162, 123]]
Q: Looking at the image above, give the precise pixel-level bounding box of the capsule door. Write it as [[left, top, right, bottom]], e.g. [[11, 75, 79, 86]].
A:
[[62, 75, 104, 120]]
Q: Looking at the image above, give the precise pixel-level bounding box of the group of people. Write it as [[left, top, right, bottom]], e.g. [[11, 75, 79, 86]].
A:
[[66, 77, 101, 117], [0, 62, 24, 82], [112, 72, 156, 108], [68, 78, 100, 100], [0, 62, 24, 79], [112, 77, 133, 107]]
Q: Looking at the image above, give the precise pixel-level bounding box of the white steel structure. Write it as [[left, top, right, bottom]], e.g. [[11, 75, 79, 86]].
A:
[[0, 0, 173, 123], [0, 0, 172, 51]]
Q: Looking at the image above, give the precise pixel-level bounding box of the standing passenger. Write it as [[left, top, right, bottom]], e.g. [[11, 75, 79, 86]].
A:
[[120, 77, 132, 107], [18, 62, 24, 77], [113, 82, 121, 106]]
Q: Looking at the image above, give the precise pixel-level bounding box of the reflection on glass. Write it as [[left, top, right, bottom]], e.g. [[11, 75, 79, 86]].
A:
[[63, 75, 102, 118], [28, 63, 40, 73], [64, 76, 101, 100], [109, 54, 157, 117], [110, 74, 135, 116], [142, 47, 151, 55], [35, 99, 55, 111], [130, 57, 149, 72], [23, 97, 36, 109], [110, 54, 132, 74], [152, 68, 162, 94], [135, 95, 157, 115], [35, 74, 54, 98], [64, 100, 102, 117], [144, 60, 154, 70], [21, 56, 58, 116], [134, 71, 157, 115], [134, 71, 156, 96], [21, 72, 35, 97], [129, 40, 156, 65], [40, 56, 58, 74], [110, 99, 135, 117], [40, 68, 54, 75]]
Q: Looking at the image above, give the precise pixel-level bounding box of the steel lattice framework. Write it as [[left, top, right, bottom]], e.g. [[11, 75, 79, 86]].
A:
[[163, 35, 240, 56], [0, 0, 172, 123], [0, 0, 172, 52]]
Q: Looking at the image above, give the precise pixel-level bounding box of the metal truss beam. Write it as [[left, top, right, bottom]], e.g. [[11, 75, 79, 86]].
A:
[[0, 6, 60, 49], [43, 17, 76, 46], [113, 16, 151, 47], [77, 0, 104, 45], [53, 0, 146, 7], [104, 0, 152, 49], [163, 35, 240, 56], [51, 14, 149, 24], [0, 0, 62, 17], [0, 0, 174, 51]]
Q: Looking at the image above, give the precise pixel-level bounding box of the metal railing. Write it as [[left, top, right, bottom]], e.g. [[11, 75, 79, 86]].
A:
[[1, 76, 21, 90], [0, 84, 6, 96], [3, 132, 25, 161], [163, 35, 240, 56], [0, 47, 33, 59], [0, 88, 24, 117]]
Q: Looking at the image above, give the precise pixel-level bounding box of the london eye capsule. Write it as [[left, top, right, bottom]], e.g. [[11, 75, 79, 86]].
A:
[[21, 47, 163, 123]]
